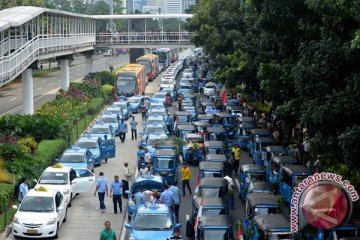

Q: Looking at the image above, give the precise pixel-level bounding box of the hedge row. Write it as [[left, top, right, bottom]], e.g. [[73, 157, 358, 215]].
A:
[[87, 98, 105, 115], [0, 183, 14, 210]]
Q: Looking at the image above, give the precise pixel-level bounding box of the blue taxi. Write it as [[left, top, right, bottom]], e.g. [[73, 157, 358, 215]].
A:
[[152, 149, 178, 185], [250, 214, 291, 240], [127, 96, 147, 113], [112, 100, 133, 120], [88, 122, 114, 140], [126, 175, 164, 220], [57, 146, 95, 172], [97, 111, 120, 136], [125, 203, 181, 240]]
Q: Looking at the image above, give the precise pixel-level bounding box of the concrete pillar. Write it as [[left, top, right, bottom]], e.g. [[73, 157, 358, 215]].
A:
[[60, 59, 70, 91], [22, 69, 34, 115], [85, 56, 93, 75]]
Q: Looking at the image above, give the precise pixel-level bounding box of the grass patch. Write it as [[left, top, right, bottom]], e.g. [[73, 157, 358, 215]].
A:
[[70, 114, 97, 144], [0, 204, 17, 232], [33, 68, 60, 78]]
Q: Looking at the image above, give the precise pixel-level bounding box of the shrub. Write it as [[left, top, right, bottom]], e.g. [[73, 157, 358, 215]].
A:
[[251, 101, 272, 114], [57, 87, 90, 102], [0, 144, 24, 162], [87, 98, 104, 115], [102, 84, 114, 95], [84, 71, 114, 85], [70, 82, 107, 99], [0, 135, 18, 145], [17, 137, 38, 154], [0, 183, 14, 210]]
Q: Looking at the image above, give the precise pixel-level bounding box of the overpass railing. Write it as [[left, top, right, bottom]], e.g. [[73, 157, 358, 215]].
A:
[[0, 34, 96, 85], [96, 32, 195, 45]]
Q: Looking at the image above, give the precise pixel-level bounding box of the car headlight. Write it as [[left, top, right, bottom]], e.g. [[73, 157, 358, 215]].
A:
[[47, 218, 56, 225], [128, 200, 135, 207], [63, 189, 70, 194], [13, 216, 19, 224]]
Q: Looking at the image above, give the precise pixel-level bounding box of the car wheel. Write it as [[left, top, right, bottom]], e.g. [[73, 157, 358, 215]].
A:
[[68, 194, 73, 208], [63, 208, 67, 223], [54, 223, 59, 239]]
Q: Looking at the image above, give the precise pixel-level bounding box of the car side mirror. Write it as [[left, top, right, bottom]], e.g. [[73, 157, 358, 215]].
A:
[[12, 205, 18, 210], [125, 223, 131, 229], [175, 223, 182, 229], [54, 158, 59, 163], [57, 206, 64, 211]]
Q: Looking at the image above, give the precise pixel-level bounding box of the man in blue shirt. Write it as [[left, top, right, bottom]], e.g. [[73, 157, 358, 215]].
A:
[[160, 184, 174, 209], [118, 118, 128, 143], [110, 175, 123, 214], [137, 145, 145, 161], [18, 177, 29, 203], [169, 183, 181, 223], [94, 172, 108, 213], [134, 187, 145, 208]]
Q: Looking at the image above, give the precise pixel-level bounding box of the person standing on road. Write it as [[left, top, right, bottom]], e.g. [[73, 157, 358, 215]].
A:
[[110, 175, 123, 214], [123, 162, 133, 181], [130, 116, 138, 140], [181, 163, 192, 196], [118, 118, 128, 143], [134, 187, 145, 208], [140, 102, 147, 122], [94, 172, 108, 213], [18, 177, 29, 203], [231, 144, 241, 176], [160, 184, 174, 208], [169, 183, 181, 223], [144, 148, 152, 168], [100, 220, 117, 240]]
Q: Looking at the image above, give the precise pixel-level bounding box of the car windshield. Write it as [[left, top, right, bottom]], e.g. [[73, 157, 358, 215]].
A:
[[201, 188, 220, 198], [153, 93, 166, 99], [134, 214, 172, 231], [146, 120, 165, 126], [90, 127, 109, 134], [149, 104, 165, 110], [76, 141, 99, 149], [203, 229, 228, 240], [60, 154, 85, 163], [145, 126, 166, 135], [113, 102, 127, 109], [161, 79, 173, 84], [254, 207, 279, 216], [155, 157, 174, 169], [224, 117, 236, 125], [128, 98, 140, 103], [19, 196, 54, 212], [100, 116, 118, 123], [177, 115, 189, 123], [39, 172, 69, 185]]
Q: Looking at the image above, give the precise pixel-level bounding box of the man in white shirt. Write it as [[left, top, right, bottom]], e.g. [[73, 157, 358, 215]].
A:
[[139, 163, 149, 176], [144, 148, 151, 165]]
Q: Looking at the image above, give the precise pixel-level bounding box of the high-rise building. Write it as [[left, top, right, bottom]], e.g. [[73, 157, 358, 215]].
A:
[[165, 0, 182, 14], [182, 0, 195, 13]]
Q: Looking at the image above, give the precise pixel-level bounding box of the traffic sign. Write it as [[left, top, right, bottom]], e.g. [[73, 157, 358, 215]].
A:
[[301, 182, 350, 229]]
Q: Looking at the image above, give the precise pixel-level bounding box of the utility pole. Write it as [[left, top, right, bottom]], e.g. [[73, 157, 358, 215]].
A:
[[109, 0, 114, 33]]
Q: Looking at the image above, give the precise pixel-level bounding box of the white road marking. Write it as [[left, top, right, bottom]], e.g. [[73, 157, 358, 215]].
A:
[[9, 98, 16, 101]]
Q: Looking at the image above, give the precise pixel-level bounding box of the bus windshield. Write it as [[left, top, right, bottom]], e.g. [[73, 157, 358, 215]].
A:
[[138, 61, 151, 74], [155, 52, 166, 63], [116, 76, 136, 94]]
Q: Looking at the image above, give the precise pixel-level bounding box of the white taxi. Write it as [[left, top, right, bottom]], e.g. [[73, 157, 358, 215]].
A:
[[12, 187, 67, 239], [35, 164, 95, 207]]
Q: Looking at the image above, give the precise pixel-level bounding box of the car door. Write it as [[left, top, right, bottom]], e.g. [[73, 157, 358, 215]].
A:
[[72, 169, 95, 193], [86, 151, 94, 171], [100, 139, 116, 159], [55, 191, 66, 225]]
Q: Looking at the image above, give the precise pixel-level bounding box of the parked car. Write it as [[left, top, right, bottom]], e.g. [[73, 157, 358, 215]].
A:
[[125, 203, 181, 240], [57, 146, 95, 173], [127, 96, 148, 113], [12, 187, 67, 239], [35, 165, 95, 207]]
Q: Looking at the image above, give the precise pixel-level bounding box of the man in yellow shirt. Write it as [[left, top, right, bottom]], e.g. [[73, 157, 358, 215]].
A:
[[232, 144, 241, 176], [181, 163, 192, 196]]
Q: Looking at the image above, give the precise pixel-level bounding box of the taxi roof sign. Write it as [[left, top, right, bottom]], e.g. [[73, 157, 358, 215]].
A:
[[52, 163, 63, 168]]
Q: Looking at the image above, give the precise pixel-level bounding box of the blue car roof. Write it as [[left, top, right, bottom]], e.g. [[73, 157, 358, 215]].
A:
[[64, 147, 87, 154], [137, 203, 170, 214]]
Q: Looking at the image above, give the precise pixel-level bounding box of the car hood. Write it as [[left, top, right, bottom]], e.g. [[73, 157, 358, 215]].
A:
[[88, 149, 100, 156], [15, 211, 57, 224], [61, 163, 88, 169], [131, 230, 172, 240]]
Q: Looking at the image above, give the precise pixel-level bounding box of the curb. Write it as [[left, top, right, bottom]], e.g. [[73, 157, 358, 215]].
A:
[[0, 223, 12, 240]]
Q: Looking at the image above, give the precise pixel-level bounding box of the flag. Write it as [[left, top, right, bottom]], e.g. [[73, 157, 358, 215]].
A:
[[220, 86, 228, 104]]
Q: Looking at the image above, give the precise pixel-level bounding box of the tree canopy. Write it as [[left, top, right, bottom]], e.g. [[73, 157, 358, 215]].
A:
[[186, 0, 360, 216]]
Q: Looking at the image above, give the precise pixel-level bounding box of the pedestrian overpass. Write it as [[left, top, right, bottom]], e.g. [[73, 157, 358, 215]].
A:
[[0, 6, 194, 114]]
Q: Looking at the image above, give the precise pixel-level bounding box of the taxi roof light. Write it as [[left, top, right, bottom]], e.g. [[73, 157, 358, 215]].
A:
[[35, 186, 48, 192], [52, 163, 63, 168]]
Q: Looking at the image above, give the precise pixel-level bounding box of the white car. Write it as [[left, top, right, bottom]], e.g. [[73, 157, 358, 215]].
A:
[[35, 164, 95, 207], [12, 187, 67, 239], [204, 83, 216, 97]]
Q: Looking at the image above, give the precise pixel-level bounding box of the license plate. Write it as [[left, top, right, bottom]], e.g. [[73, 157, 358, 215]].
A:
[[27, 229, 38, 234]]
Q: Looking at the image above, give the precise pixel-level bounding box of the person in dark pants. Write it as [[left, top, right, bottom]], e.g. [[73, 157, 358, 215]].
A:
[[110, 175, 123, 214], [231, 144, 241, 176], [130, 116, 138, 140], [180, 163, 192, 196], [94, 172, 108, 213], [118, 118, 128, 143], [169, 183, 181, 223]]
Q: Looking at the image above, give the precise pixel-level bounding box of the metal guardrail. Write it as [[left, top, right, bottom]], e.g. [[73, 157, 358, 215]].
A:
[[0, 34, 96, 86], [95, 32, 195, 45]]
